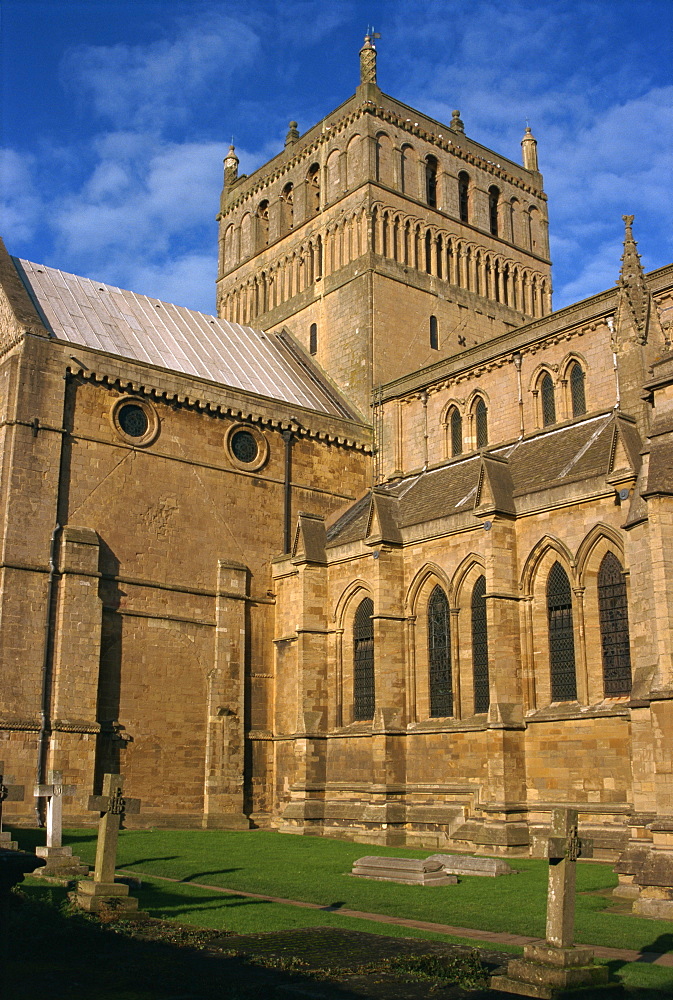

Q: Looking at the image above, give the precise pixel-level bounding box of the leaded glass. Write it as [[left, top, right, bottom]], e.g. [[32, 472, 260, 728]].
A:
[[472, 575, 489, 713], [541, 372, 556, 426], [570, 362, 586, 416], [118, 403, 148, 438], [353, 598, 375, 720], [450, 408, 463, 457], [598, 552, 632, 696], [475, 398, 488, 448], [428, 585, 452, 717], [547, 561, 577, 701], [231, 430, 258, 464]]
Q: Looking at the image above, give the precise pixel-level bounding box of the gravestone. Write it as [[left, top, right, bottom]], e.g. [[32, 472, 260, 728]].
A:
[[351, 856, 457, 885], [427, 853, 514, 877], [34, 771, 88, 879], [76, 773, 142, 916], [491, 809, 609, 997], [0, 762, 24, 850]]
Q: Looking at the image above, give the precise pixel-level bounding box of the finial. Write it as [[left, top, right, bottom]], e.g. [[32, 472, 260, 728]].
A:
[[623, 214, 635, 237], [285, 120, 300, 147], [360, 28, 379, 86], [449, 110, 464, 134], [223, 144, 239, 187]]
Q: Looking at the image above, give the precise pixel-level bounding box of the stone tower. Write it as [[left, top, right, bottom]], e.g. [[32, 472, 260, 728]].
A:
[[216, 35, 552, 414]]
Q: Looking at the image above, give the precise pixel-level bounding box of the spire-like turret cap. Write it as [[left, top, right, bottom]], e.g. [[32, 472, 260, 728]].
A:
[[360, 30, 378, 86], [521, 125, 539, 172], [449, 110, 465, 134], [616, 214, 652, 345], [223, 144, 239, 187]]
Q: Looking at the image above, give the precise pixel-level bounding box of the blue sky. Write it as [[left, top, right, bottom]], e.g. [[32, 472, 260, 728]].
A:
[[2, 0, 672, 314]]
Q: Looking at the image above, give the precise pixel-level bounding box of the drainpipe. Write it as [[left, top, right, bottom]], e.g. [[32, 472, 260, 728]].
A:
[[513, 352, 524, 438], [35, 373, 70, 825], [282, 428, 294, 553]]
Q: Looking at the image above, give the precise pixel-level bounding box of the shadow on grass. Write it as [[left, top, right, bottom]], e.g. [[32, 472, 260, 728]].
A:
[[4, 884, 361, 1000], [180, 869, 243, 882]]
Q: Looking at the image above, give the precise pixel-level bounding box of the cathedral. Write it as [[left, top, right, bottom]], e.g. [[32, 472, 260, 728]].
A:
[[1, 37, 672, 918]]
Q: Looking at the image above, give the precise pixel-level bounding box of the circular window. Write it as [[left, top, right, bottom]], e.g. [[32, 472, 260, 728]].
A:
[[231, 430, 259, 464], [118, 403, 148, 438], [224, 423, 269, 471], [110, 396, 159, 446]]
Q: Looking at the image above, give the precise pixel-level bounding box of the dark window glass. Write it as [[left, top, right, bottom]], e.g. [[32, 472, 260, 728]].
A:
[[541, 372, 556, 425], [547, 561, 577, 701], [430, 315, 438, 350], [488, 186, 499, 236], [309, 323, 317, 355], [425, 230, 432, 273], [570, 362, 586, 416], [598, 552, 632, 696], [450, 408, 462, 457], [353, 598, 375, 720], [428, 585, 452, 716], [231, 430, 259, 464], [475, 398, 488, 448], [426, 155, 437, 208], [471, 575, 489, 713], [458, 172, 470, 223], [118, 404, 148, 438], [307, 163, 320, 214]]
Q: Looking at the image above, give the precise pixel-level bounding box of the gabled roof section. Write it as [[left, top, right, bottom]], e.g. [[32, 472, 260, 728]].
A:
[[326, 412, 637, 545], [13, 258, 357, 419]]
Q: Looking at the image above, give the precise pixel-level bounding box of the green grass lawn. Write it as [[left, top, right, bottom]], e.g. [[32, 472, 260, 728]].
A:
[[16, 826, 673, 995]]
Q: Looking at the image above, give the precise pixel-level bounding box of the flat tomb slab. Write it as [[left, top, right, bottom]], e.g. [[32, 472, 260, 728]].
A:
[[427, 853, 514, 877], [351, 856, 458, 885]]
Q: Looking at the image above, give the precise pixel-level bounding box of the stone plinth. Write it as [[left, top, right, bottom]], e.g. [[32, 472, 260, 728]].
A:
[[491, 944, 609, 997], [351, 856, 457, 885], [0, 831, 18, 851], [76, 878, 140, 916], [34, 845, 88, 880]]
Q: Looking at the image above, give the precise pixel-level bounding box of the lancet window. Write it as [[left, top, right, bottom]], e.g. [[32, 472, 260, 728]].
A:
[[475, 397, 488, 448], [547, 561, 577, 701], [458, 172, 470, 223], [598, 552, 632, 696], [488, 186, 500, 237], [430, 315, 439, 350], [428, 586, 452, 717], [449, 407, 462, 457], [426, 155, 438, 208], [471, 575, 489, 713], [569, 362, 586, 416], [541, 372, 556, 426], [353, 598, 375, 720]]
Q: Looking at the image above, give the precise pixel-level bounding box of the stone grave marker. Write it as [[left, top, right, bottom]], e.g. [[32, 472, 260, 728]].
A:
[[427, 853, 514, 877], [34, 771, 88, 879], [0, 762, 24, 850], [351, 856, 457, 885], [491, 808, 609, 997], [76, 773, 142, 916]]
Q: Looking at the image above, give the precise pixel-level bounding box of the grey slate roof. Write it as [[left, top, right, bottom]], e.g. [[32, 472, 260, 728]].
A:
[[14, 258, 354, 418], [327, 412, 640, 545]]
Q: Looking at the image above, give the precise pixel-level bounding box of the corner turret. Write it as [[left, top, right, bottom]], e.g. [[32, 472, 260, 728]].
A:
[[521, 125, 539, 172]]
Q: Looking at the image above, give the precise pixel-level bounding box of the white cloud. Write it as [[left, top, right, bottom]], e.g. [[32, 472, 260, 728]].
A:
[[60, 11, 260, 131], [0, 148, 43, 243]]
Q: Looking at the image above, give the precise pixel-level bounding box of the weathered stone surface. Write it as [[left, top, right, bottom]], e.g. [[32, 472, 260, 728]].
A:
[[351, 856, 457, 885], [427, 853, 514, 877]]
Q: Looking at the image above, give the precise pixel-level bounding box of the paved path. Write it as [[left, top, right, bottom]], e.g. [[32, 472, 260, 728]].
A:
[[119, 869, 673, 968]]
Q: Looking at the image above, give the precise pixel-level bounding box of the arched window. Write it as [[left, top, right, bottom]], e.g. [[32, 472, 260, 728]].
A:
[[353, 598, 375, 720], [426, 155, 438, 208], [458, 172, 470, 223], [400, 144, 412, 193], [540, 372, 556, 426], [430, 315, 438, 350], [475, 397, 488, 448], [425, 230, 432, 273], [471, 575, 489, 713], [449, 407, 462, 457], [307, 163, 320, 216], [569, 362, 586, 416], [547, 561, 577, 701], [488, 186, 500, 237], [280, 183, 294, 233], [257, 200, 269, 247], [428, 585, 452, 716], [598, 552, 632, 696], [309, 323, 317, 356]]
